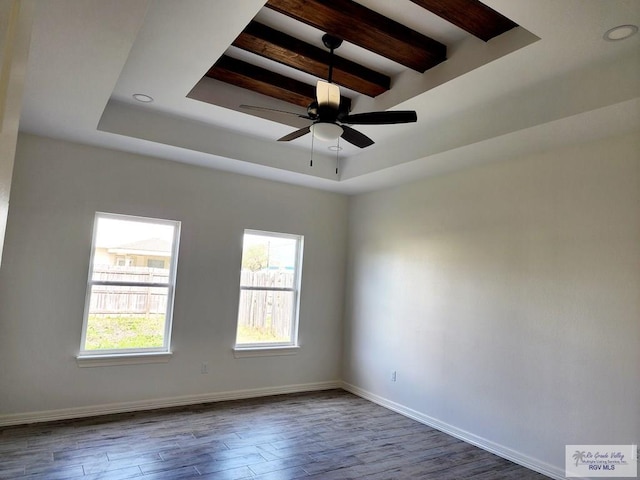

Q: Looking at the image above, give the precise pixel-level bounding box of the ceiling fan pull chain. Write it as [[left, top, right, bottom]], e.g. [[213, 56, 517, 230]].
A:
[[335, 137, 340, 175], [310, 130, 315, 167]]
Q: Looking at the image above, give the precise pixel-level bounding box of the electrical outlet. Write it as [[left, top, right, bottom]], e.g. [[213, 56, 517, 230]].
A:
[[200, 362, 209, 374], [391, 371, 397, 382]]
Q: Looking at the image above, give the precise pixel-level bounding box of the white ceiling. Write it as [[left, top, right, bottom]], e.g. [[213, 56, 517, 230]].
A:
[[18, 0, 640, 194]]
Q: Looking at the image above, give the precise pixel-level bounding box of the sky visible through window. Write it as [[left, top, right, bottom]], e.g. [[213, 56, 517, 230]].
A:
[[95, 217, 174, 249], [243, 233, 296, 270]]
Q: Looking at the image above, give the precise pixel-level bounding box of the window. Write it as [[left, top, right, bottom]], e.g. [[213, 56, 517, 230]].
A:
[[79, 213, 180, 357], [235, 230, 304, 349], [147, 259, 165, 269]]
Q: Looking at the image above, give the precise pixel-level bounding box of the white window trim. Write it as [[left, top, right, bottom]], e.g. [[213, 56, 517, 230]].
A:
[[232, 345, 300, 358], [77, 352, 173, 367], [77, 212, 181, 361], [234, 229, 304, 350]]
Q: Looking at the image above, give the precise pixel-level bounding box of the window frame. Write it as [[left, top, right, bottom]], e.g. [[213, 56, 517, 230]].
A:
[[78, 212, 181, 359], [234, 229, 304, 352]]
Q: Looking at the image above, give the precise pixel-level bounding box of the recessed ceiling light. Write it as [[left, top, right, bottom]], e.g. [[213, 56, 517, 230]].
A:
[[328, 145, 343, 152], [603, 24, 638, 41], [132, 93, 154, 103]]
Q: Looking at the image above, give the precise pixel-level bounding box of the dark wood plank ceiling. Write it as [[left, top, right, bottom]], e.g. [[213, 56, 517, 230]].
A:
[[206, 56, 351, 111], [233, 21, 390, 97], [201, 0, 519, 112], [408, 0, 517, 41], [265, 0, 447, 73]]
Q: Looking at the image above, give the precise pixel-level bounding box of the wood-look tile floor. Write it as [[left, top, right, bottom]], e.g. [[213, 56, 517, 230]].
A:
[[0, 389, 548, 479]]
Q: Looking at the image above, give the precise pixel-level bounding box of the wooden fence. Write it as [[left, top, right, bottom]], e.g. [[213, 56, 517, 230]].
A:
[[90, 266, 168, 316], [89, 267, 296, 339], [237, 270, 295, 340]]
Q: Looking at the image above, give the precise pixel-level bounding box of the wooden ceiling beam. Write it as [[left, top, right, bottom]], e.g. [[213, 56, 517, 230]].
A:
[[265, 0, 446, 73], [408, 0, 517, 42], [206, 55, 351, 111], [206, 56, 314, 108], [233, 21, 390, 97]]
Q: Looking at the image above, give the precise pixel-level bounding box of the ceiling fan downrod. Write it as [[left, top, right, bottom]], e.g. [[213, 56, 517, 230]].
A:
[[322, 34, 342, 84]]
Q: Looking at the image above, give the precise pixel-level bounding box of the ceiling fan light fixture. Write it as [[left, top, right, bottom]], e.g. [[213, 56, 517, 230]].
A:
[[311, 122, 343, 141]]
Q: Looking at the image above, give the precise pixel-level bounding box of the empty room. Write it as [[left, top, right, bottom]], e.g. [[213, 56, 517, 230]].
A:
[[0, 1, 638, 479]]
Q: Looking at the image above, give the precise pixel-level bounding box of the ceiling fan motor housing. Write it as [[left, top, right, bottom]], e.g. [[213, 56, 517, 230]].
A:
[[307, 101, 319, 119]]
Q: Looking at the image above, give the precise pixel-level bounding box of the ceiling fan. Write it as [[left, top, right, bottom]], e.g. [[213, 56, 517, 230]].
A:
[[241, 34, 417, 149]]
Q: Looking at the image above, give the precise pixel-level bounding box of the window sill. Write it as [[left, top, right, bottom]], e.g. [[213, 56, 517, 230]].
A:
[[233, 346, 300, 358], [76, 352, 172, 367]]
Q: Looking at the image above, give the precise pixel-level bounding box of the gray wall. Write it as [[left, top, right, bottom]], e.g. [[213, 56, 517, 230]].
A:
[[0, 0, 33, 267], [0, 134, 347, 414], [343, 132, 640, 475], [2, 130, 638, 476]]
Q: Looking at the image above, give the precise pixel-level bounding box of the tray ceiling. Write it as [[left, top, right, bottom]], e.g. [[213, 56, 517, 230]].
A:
[[198, 0, 517, 115], [17, 0, 640, 194]]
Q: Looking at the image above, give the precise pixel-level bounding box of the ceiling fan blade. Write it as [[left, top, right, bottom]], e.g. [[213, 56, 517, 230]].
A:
[[278, 126, 311, 142], [240, 104, 311, 119], [341, 110, 417, 125], [316, 80, 340, 109], [341, 125, 374, 148]]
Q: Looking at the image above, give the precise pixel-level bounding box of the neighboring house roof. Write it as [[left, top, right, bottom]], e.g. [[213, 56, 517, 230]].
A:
[[107, 238, 171, 256]]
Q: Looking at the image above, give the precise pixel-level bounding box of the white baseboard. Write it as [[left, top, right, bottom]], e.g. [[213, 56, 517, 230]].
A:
[[341, 382, 568, 480], [0, 380, 341, 427]]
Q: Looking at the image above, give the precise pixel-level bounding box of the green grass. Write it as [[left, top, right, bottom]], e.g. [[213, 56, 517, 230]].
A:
[[85, 314, 165, 350], [87, 315, 288, 350], [236, 325, 289, 344]]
